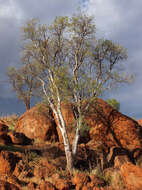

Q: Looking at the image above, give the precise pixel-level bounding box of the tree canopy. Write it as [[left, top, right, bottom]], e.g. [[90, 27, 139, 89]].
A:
[[8, 12, 133, 171]]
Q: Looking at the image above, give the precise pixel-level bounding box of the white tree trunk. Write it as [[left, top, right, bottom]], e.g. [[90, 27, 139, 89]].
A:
[[40, 77, 73, 171], [72, 116, 82, 157], [53, 105, 73, 171]]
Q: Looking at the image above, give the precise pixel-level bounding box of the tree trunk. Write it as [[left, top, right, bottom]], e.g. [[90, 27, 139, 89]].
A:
[[51, 103, 74, 172], [58, 110, 74, 172], [61, 128, 73, 171], [25, 100, 30, 110], [72, 116, 82, 157]]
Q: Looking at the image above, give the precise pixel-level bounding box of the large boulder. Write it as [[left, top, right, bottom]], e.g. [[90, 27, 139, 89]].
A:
[[53, 102, 76, 143], [86, 99, 142, 151], [53, 99, 142, 152], [15, 104, 59, 142]]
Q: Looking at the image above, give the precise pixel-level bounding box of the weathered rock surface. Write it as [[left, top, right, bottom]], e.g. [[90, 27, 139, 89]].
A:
[[15, 105, 58, 142], [0, 151, 20, 175], [85, 99, 142, 151], [0, 131, 13, 145], [0, 119, 8, 132], [16, 99, 142, 156], [53, 102, 76, 144], [8, 132, 33, 145], [120, 162, 142, 190], [0, 180, 21, 190], [138, 118, 142, 126], [53, 99, 142, 151]]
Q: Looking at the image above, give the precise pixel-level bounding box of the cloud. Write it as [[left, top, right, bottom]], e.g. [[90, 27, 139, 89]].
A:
[[0, 0, 142, 118], [84, 0, 142, 118]]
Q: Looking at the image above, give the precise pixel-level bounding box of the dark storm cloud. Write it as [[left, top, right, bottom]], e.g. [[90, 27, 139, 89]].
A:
[[0, 0, 142, 118], [0, 0, 81, 113]]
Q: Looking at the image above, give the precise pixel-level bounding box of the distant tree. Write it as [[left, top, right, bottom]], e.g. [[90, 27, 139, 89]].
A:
[[7, 63, 41, 110], [106, 98, 120, 111], [21, 13, 132, 172]]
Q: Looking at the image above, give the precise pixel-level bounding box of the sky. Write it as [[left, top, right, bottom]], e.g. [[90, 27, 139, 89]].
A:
[[0, 0, 142, 119]]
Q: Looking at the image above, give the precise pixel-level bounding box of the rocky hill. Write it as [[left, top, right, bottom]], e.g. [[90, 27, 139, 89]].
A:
[[0, 99, 142, 189]]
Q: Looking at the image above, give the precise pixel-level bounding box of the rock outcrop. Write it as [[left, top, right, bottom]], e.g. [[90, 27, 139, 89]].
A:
[[120, 162, 142, 190], [0, 151, 20, 175], [85, 99, 142, 151], [8, 132, 33, 145], [0, 120, 12, 145], [0, 119, 8, 132], [0, 180, 20, 190], [15, 104, 58, 142], [16, 99, 142, 152], [138, 118, 142, 126]]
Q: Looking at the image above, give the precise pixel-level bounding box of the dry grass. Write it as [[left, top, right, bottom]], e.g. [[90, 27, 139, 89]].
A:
[[0, 114, 19, 131]]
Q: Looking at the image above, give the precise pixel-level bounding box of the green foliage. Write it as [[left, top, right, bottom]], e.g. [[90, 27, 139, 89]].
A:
[[7, 63, 41, 110], [17, 12, 132, 108], [106, 98, 120, 111], [9, 12, 133, 171]]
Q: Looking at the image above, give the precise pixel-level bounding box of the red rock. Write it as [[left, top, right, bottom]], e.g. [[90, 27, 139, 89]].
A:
[[53, 102, 76, 144], [89, 174, 106, 187], [53, 99, 142, 151], [8, 132, 32, 145], [15, 104, 58, 142], [86, 99, 142, 151], [0, 151, 19, 175], [0, 180, 21, 190], [0, 119, 8, 132], [138, 118, 142, 126], [114, 155, 130, 169], [38, 181, 55, 190], [28, 182, 37, 190], [34, 158, 56, 179], [72, 172, 90, 190], [51, 173, 71, 190], [0, 131, 12, 145], [120, 162, 142, 190]]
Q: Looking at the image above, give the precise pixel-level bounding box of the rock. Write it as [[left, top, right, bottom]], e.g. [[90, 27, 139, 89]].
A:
[[15, 104, 58, 142], [120, 162, 142, 190], [0, 119, 8, 132], [8, 132, 33, 145], [28, 182, 37, 190], [72, 172, 90, 190], [0, 151, 20, 175], [53, 102, 90, 144], [114, 155, 130, 169], [38, 181, 55, 190], [138, 118, 142, 126], [0, 180, 21, 190], [90, 174, 106, 186], [0, 120, 12, 145], [34, 158, 56, 179], [52, 173, 71, 190], [87, 98, 142, 151], [53, 99, 142, 152], [0, 132, 13, 145], [53, 102, 76, 144]]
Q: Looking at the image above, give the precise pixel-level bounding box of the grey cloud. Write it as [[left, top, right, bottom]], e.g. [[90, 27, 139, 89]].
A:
[[0, 0, 142, 118], [86, 0, 142, 119]]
